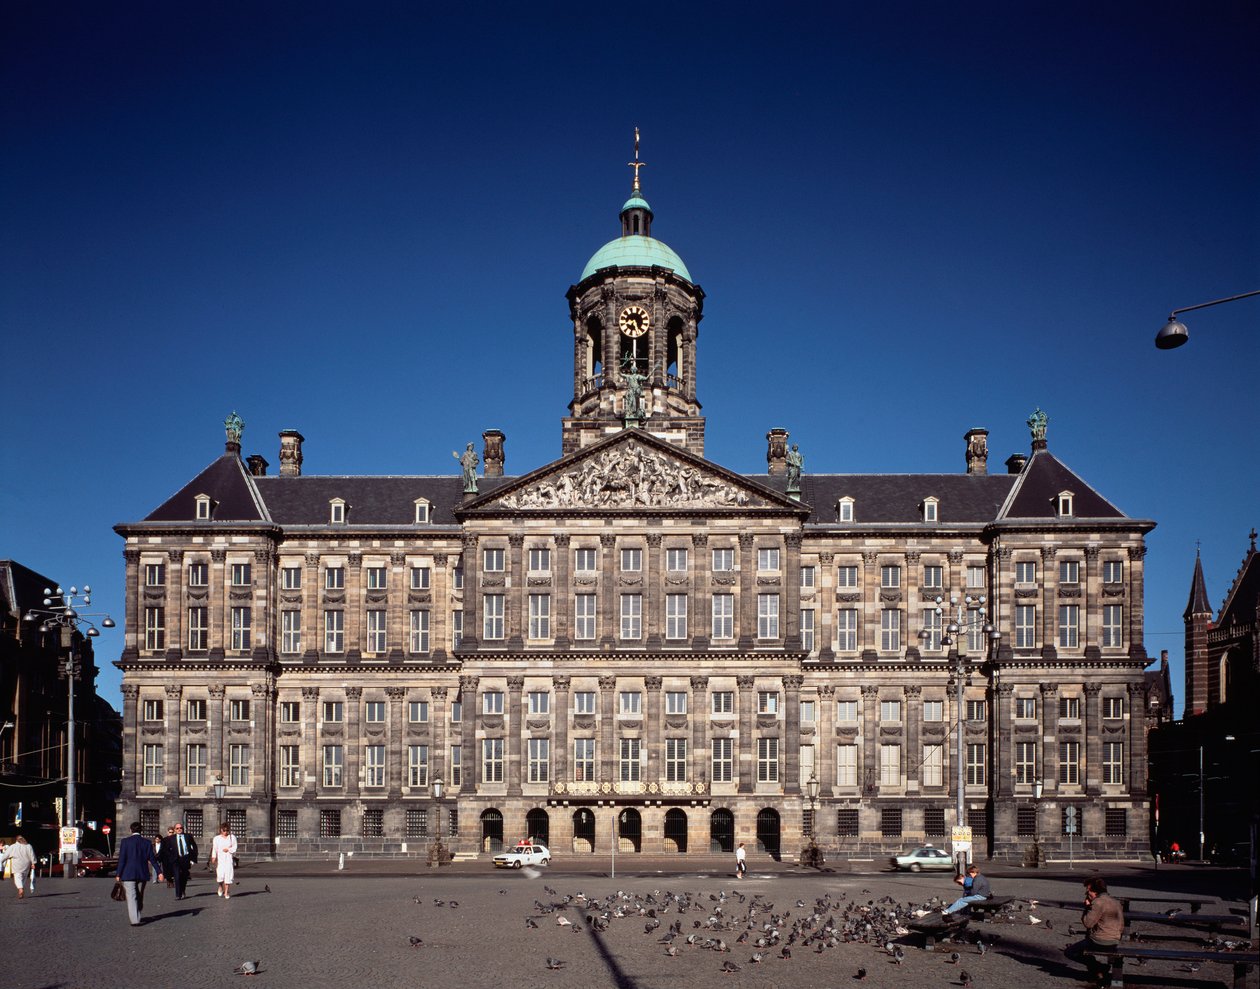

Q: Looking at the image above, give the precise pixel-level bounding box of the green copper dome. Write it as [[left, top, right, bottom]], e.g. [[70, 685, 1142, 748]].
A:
[[621, 195, 653, 213], [580, 235, 692, 282]]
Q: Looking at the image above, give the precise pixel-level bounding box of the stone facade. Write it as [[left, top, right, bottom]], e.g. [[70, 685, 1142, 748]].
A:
[[114, 173, 1155, 862]]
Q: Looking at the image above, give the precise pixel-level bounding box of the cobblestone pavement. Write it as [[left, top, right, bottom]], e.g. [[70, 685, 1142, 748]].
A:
[[2, 868, 1251, 989]]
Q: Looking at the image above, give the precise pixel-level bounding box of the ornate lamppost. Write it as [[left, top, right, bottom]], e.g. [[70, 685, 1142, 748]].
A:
[[428, 778, 449, 866], [213, 773, 226, 824], [23, 584, 114, 881], [803, 771, 822, 868], [1032, 777, 1044, 868]]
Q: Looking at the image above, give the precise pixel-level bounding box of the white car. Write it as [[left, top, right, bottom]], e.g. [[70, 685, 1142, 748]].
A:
[[492, 843, 551, 868], [889, 845, 955, 872]]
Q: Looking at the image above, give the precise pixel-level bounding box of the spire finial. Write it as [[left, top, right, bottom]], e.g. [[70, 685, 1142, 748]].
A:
[[627, 127, 645, 194]]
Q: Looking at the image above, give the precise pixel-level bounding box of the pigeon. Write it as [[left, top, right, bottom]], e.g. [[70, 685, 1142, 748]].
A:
[[234, 961, 260, 976], [1028, 916, 1042, 925], [545, 958, 566, 970], [948, 951, 961, 964], [892, 946, 905, 964], [263, 885, 271, 893], [749, 951, 764, 963], [977, 940, 988, 955], [960, 970, 973, 987], [525, 918, 538, 929], [556, 915, 572, 926], [499, 889, 508, 895], [855, 968, 867, 980], [408, 936, 424, 948], [449, 901, 459, 908], [780, 946, 791, 960], [721, 960, 742, 973], [665, 945, 679, 957]]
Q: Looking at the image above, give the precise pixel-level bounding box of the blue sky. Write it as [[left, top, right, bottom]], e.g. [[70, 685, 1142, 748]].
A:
[[3, 2, 1257, 714]]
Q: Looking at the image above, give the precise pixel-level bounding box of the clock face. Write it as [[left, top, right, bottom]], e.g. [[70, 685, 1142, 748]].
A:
[[619, 304, 650, 338]]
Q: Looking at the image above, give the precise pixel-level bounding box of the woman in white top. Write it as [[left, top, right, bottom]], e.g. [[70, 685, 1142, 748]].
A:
[[210, 823, 238, 898]]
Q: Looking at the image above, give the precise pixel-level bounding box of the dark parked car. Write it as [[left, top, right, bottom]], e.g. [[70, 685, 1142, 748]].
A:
[[44, 847, 117, 877]]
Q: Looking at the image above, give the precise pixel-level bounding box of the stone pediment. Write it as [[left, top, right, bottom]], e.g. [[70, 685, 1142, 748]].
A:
[[469, 433, 799, 514]]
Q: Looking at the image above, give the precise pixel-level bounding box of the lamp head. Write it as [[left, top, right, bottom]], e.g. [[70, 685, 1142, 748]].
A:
[[1155, 317, 1189, 350], [1033, 777, 1044, 800], [102, 617, 116, 628]]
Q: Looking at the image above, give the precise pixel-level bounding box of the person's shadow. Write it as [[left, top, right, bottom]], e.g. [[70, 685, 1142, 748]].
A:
[[142, 906, 205, 924]]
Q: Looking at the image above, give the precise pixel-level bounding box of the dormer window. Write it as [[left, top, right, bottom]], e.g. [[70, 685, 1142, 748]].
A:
[[837, 497, 855, 523], [330, 498, 347, 524], [922, 497, 939, 523], [195, 494, 213, 520], [1056, 491, 1074, 517], [414, 498, 431, 524]]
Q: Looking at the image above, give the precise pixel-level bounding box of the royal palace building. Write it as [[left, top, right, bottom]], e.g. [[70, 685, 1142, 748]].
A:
[[115, 163, 1155, 863]]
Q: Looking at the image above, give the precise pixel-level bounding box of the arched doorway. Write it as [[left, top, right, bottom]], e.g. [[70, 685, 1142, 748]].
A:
[[618, 808, 642, 852], [710, 808, 735, 853], [480, 809, 504, 853], [663, 808, 688, 853], [526, 808, 550, 847], [572, 809, 595, 853], [756, 807, 781, 860]]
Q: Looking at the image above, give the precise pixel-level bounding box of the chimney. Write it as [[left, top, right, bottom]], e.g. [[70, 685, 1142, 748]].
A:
[[279, 430, 305, 477], [766, 428, 789, 476], [482, 429, 505, 478], [246, 455, 269, 477], [1005, 453, 1028, 475], [964, 428, 988, 475]]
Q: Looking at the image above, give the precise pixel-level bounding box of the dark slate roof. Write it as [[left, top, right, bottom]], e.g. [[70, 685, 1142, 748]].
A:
[[1216, 538, 1259, 625], [1184, 551, 1213, 619], [254, 475, 516, 526], [0, 560, 58, 622], [144, 455, 268, 523], [746, 473, 1017, 525], [999, 450, 1125, 520]]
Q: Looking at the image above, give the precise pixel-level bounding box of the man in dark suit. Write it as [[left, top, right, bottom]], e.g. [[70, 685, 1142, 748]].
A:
[[116, 820, 162, 926], [159, 822, 198, 899]]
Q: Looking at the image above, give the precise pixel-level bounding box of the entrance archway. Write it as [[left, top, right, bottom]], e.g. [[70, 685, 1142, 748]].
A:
[[710, 808, 735, 853], [525, 808, 550, 847], [756, 807, 781, 860], [618, 808, 642, 852], [663, 808, 688, 853], [572, 809, 595, 853], [480, 808, 504, 853]]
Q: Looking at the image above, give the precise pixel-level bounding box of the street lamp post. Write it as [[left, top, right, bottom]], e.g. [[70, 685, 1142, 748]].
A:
[[213, 774, 226, 824], [23, 585, 114, 881], [428, 778, 449, 866], [921, 594, 999, 875], [1154, 289, 1260, 349], [1032, 777, 1044, 868], [803, 771, 822, 868]]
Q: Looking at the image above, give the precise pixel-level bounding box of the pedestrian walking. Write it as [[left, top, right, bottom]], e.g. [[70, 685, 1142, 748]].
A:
[[116, 821, 163, 926], [159, 822, 198, 899], [211, 822, 238, 898], [1065, 876, 1125, 987], [3, 835, 37, 899], [735, 841, 746, 879]]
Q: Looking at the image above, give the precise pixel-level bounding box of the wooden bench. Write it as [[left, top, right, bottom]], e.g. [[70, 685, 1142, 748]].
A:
[[907, 914, 970, 950], [1127, 909, 1246, 935], [967, 895, 1014, 918], [1088, 945, 1258, 989], [1117, 894, 1218, 915]]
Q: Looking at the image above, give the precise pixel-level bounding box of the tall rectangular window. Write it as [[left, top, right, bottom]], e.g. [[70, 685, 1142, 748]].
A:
[[366, 609, 387, 653], [230, 606, 251, 651], [1015, 561, 1037, 584], [279, 745, 300, 787], [757, 737, 779, 782], [322, 745, 343, 787], [320, 808, 341, 838], [1015, 605, 1037, 648], [966, 700, 986, 721], [482, 738, 504, 783], [143, 698, 164, 721], [573, 738, 595, 781], [966, 565, 986, 589], [1102, 605, 1123, 647], [966, 607, 986, 652], [966, 742, 986, 786], [800, 609, 815, 651], [800, 564, 816, 588], [483, 690, 504, 715], [1015, 696, 1037, 719], [410, 566, 431, 590], [278, 700, 300, 723], [665, 738, 687, 782], [528, 691, 550, 716], [528, 547, 551, 573], [528, 593, 551, 639], [757, 547, 780, 571], [711, 738, 733, 782], [923, 699, 944, 722], [619, 737, 641, 782], [322, 700, 344, 723], [325, 566, 345, 589], [449, 745, 461, 787], [231, 563, 252, 586], [922, 744, 943, 787], [836, 699, 858, 722], [451, 610, 462, 650], [758, 691, 779, 714], [453, 563, 464, 589], [1102, 560, 1123, 583], [528, 738, 549, 783], [666, 593, 688, 639], [229, 699, 250, 721], [1015, 741, 1037, 784], [1103, 696, 1123, 719], [229, 743, 250, 786], [620, 548, 642, 572], [836, 565, 858, 588], [366, 566, 387, 590], [408, 700, 429, 723], [712, 594, 734, 639], [186, 743, 207, 786], [362, 808, 384, 838], [483, 548, 505, 572], [483, 594, 505, 640], [711, 691, 734, 714], [144, 607, 165, 651], [1103, 741, 1124, 784], [281, 566, 302, 590], [799, 699, 816, 723], [574, 548, 597, 571], [409, 610, 430, 654], [281, 610, 302, 654], [1059, 560, 1080, 585], [881, 564, 901, 588], [364, 745, 385, 787], [186, 698, 207, 721], [573, 690, 596, 715], [837, 608, 858, 651], [757, 593, 779, 638], [620, 594, 642, 640], [1058, 605, 1080, 648], [880, 609, 901, 651], [188, 562, 208, 586], [324, 610, 344, 652], [666, 548, 688, 572], [1059, 741, 1080, 785], [143, 744, 164, 786], [880, 700, 901, 722], [665, 691, 687, 715], [836, 743, 857, 786], [188, 607, 208, 651], [364, 701, 386, 723], [922, 565, 943, 590], [619, 691, 642, 715], [145, 562, 166, 586], [712, 548, 735, 572], [879, 743, 901, 786], [921, 608, 942, 651], [574, 594, 596, 640]]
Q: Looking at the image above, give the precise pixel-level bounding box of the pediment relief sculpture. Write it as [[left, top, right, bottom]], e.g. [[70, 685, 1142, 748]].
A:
[[496, 441, 766, 510]]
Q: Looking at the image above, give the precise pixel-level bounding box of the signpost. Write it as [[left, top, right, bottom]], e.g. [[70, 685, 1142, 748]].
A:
[[1065, 806, 1078, 869], [102, 823, 112, 856], [951, 825, 973, 870], [59, 826, 80, 875]]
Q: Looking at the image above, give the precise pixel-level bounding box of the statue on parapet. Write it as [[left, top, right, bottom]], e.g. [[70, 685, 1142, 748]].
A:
[[453, 443, 479, 494]]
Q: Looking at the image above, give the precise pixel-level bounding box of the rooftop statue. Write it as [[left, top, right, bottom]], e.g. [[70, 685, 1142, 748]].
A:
[[453, 443, 479, 494]]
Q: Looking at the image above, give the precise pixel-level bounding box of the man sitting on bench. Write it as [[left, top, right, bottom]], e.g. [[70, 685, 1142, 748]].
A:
[[1065, 876, 1125, 987], [942, 864, 991, 915]]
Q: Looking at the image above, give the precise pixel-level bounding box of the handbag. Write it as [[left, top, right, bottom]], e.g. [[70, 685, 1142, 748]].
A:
[[111, 880, 126, 902]]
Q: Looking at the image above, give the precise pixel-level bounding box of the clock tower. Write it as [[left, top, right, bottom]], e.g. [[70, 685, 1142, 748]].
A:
[[562, 135, 705, 457]]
